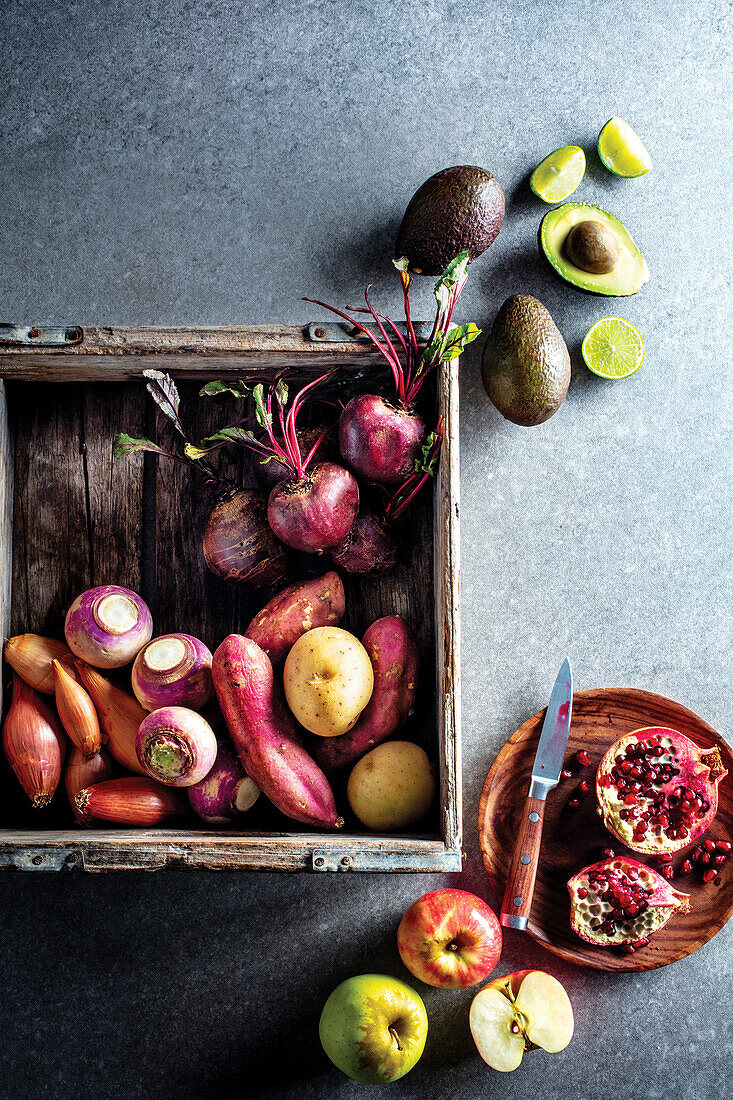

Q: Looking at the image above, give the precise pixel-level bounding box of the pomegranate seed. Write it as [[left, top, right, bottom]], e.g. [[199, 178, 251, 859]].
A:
[[561, 768, 573, 780], [716, 840, 732, 852], [703, 869, 717, 883], [713, 854, 726, 867], [621, 943, 635, 954], [657, 853, 673, 863], [567, 797, 581, 809], [578, 780, 590, 794], [699, 853, 711, 865], [703, 839, 716, 851], [602, 848, 616, 858], [634, 937, 649, 948], [626, 903, 639, 916], [620, 760, 633, 774], [681, 860, 693, 874], [576, 887, 588, 899], [692, 846, 705, 861], [575, 750, 592, 767], [660, 865, 674, 880]]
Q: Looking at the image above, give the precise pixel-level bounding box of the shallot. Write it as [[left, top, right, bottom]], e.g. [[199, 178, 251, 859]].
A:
[[75, 777, 188, 825], [74, 661, 147, 774], [4, 634, 75, 694], [2, 675, 65, 808], [65, 746, 115, 824], [53, 659, 101, 756]]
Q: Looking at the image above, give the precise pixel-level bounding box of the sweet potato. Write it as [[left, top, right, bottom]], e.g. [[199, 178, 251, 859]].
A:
[[244, 571, 345, 667], [312, 616, 419, 772], [212, 634, 342, 829]]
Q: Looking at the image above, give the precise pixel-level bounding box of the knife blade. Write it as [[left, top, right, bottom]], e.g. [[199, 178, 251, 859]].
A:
[[499, 659, 573, 930]]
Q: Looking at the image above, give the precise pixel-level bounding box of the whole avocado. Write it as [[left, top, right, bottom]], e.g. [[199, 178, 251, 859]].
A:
[[481, 295, 571, 426], [395, 166, 505, 276]]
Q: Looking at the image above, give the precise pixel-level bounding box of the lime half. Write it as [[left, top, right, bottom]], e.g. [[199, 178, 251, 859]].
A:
[[582, 317, 644, 379], [530, 146, 586, 203], [597, 117, 652, 177]]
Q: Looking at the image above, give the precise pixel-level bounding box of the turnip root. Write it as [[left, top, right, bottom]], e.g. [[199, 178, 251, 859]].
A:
[[331, 510, 398, 575], [244, 571, 345, 667], [313, 615, 419, 772], [212, 634, 342, 829]]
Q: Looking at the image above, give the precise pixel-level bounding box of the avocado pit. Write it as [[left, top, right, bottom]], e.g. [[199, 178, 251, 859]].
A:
[[565, 220, 620, 274]]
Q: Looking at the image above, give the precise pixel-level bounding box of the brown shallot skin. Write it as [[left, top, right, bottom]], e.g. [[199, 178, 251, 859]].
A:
[[2, 675, 66, 808], [53, 659, 101, 756], [212, 634, 342, 829], [4, 634, 75, 694], [75, 777, 189, 826], [244, 571, 345, 667], [64, 746, 115, 824], [73, 661, 147, 775], [313, 616, 419, 772]]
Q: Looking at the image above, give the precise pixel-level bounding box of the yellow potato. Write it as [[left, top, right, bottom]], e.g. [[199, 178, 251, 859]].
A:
[[283, 626, 374, 738], [347, 741, 436, 831]]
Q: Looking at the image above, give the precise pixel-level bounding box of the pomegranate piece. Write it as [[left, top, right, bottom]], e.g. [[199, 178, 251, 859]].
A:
[[575, 750, 592, 767], [568, 856, 691, 948], [702, 869, 718, 884], [595, 727, 727, 856]]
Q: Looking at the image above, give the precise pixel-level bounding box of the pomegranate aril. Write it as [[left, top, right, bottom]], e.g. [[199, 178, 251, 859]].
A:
[[561, 768, 573, 780], [681, 860, 693, 874], [602, 847, 616, 858], [703, 869, 717, 883], [713, 854, 726, 867], [626, 903, 639, 916], [634, 937, 649, 948], [703, 839, 716, 851], [619, 760, 633, 774], [657, 853, 673, 863], [621, 943, 635, 954], [578, 780, 590, 794], [660, 865, 674, 880], [699, 852, 711, 865], [575, 750, 591, 767], [576, 887, 588, 899], [716, 840, 732, 852], [567, 797, 581, 809]]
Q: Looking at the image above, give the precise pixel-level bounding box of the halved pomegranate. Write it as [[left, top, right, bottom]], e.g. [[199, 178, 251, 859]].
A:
[[596, 727, 727, 855], [568, 856, 690, 949]]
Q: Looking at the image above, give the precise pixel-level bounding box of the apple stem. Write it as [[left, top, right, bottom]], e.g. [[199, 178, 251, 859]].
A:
[[388, 1026, 403, 1052]]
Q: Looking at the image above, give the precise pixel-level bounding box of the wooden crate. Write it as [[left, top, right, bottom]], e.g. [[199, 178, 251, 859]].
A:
[[0, 325, 461, 872]]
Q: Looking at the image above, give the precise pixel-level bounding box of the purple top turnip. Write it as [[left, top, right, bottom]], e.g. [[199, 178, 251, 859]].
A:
[[188, 741, 260, 823], [65, 585, 153, 669], [136, 706, 217, 787], [132, 633, 213, 712]]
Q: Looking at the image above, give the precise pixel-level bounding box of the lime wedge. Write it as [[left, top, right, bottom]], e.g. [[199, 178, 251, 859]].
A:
[[530, 146, 586, 203], [581, 317, 645, 379], [597, 118, 652, 177]]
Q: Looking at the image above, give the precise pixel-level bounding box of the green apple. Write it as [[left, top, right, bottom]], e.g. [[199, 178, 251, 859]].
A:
[[319, 973, 428, 1083]]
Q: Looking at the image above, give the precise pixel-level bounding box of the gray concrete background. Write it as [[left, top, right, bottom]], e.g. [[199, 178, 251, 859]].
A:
[[1, 1, 731, 1096]]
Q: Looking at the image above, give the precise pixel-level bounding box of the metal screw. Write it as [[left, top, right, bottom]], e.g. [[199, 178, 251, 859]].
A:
[[520, 854, 531, 866], [314, 856, 325, 868], [28, 327, 40, 339], [32, 855, 43, 865], [340, 855, 353, 868], [349, 325, 362, 337], [513, 896, 523, 907], [65, 327, 81, 342], [313, 326, 327, 339], [66, 853, 77, 864]]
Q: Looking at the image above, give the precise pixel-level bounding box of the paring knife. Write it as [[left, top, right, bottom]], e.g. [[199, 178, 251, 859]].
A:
[[500, 658, 573, 930]]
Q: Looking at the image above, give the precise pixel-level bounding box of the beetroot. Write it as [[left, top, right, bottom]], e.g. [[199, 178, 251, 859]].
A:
[[331, 510, 398, 575], [204, 489, 289, 587], [254, 422, 335, 490], [306, 252, 479, 486], [268, 461, 359, 553], [339, 394, 426, 486]]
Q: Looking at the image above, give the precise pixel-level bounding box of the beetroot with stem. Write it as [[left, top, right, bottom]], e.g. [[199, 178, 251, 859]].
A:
[[305, 252, 479, 485], [239, 375, 359, 553]]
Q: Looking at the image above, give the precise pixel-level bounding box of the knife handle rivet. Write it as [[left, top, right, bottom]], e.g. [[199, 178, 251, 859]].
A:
[[529, 812, 540, 823], [513, 896, 523, 907], [520, 855, 530, 865]]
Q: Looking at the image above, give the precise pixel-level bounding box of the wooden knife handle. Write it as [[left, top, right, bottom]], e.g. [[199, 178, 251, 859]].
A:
[[499, 796, 546, 929]]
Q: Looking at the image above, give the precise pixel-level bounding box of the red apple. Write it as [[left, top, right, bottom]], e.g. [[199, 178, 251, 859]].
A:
[[397, 888, 502, 989]]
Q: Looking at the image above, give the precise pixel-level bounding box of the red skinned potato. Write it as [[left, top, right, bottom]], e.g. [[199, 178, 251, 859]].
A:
[[244, 571, 346, 667], [312, 615, 418, 772], [212, 634, 342, 829]]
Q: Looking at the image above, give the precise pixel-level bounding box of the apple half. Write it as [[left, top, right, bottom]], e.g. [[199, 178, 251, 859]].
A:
[[469, 970, 574, 1072]]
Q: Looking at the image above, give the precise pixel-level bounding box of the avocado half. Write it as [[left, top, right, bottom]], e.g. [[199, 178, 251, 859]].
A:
[[539, 202, 649, 295]]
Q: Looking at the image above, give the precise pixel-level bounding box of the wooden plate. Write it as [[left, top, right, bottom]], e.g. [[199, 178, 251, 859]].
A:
[[478, 687, 733, 971]]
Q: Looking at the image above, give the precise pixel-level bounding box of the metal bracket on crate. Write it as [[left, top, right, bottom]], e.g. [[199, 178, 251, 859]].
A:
[[0, 324, 83, 346], [0, 847, 83, 871], [310, 846, 462, 872], [306, 321, 433, 344]]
